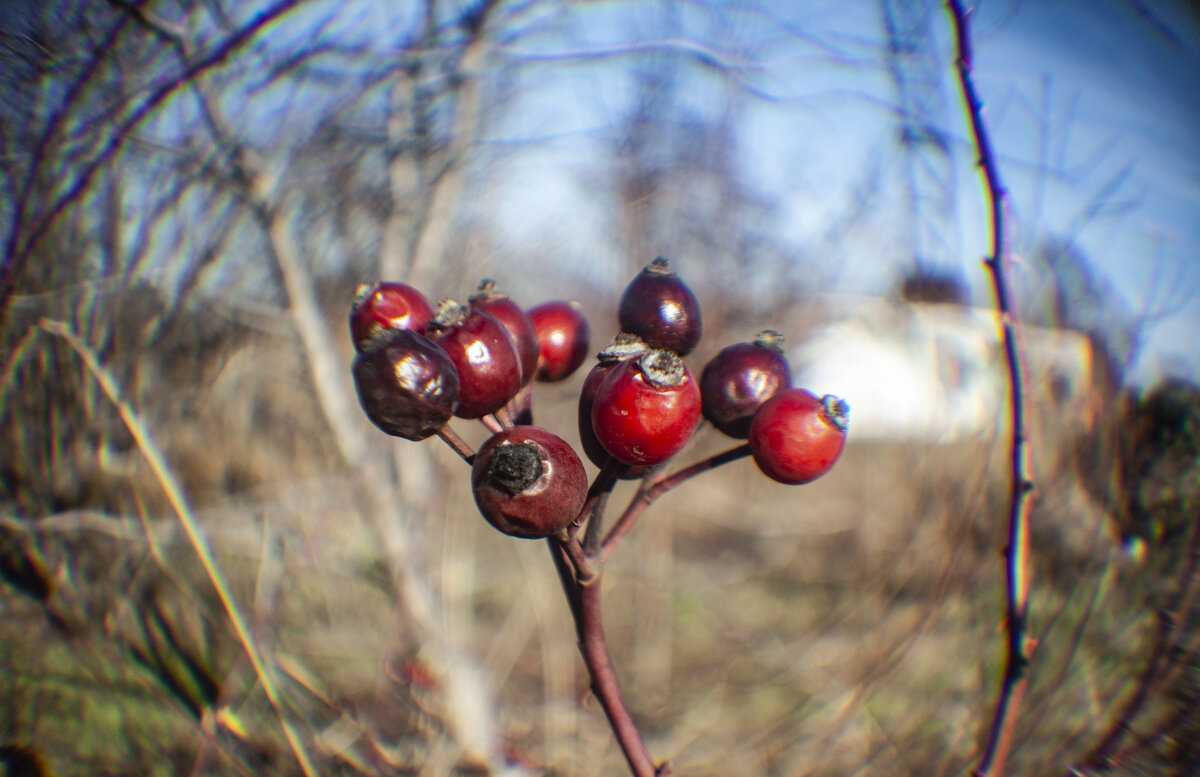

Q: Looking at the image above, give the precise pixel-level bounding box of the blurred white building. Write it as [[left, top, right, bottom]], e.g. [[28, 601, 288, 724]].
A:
[[792, 295, 1096, 441]]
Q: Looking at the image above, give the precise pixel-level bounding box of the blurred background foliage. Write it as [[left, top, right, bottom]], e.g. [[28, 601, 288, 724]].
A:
[[1, 0, 1197, 775]]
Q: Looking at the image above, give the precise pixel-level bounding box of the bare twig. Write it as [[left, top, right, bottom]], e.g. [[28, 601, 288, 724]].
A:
[[1078, 511, 1200, 770], [945, 3, 1036, 776], [601, 445, 751, 563], [581, 461, 622, 554], [555, 535, 597, 586], [0, 0, 306, 324], [437, 425, 477, 464]]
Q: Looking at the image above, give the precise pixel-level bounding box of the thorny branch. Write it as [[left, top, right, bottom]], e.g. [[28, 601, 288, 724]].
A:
[[946, 3, 1037, 776]]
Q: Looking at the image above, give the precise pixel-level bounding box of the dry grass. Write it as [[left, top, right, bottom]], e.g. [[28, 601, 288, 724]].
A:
[[1, 307, 1194, 777]]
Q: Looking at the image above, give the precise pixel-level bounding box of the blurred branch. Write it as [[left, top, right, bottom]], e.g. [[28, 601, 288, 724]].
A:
[[498, 37, 759, 71], [37, 318, 319, 777], [945, 3, 1036, 776], [1078, 512, 1200, 770], [600, 445, 751, 564], [0, 0, 306, 326], [0, 7, 136, 317], [382, 0, 502, 285]]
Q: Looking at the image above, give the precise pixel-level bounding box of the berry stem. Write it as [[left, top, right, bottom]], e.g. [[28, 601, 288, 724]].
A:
[[581, 461, 623, 553], [601, 445, 750, 563], [493, 406, 516, 430], [480, 414, 504, 434], [436, 425, 476, 464], [560, 552, 660, 777], [509, 382, 534, 426], [557, 534, 597, 584]]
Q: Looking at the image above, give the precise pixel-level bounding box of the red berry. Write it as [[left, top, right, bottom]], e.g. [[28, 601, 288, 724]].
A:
[[700, 330, 793, 439], [618, 257, 702, 355], [471, 426, 588, 539], [591, 349, 701, 467], [352, 329, 460, 440], [577, 335, 654, 477], [350, 281, 435, 352], [749, 390, 849, 485], [425, 300, 522, 419], [528, 300, 590, 382], [469, 279, 540, 386]]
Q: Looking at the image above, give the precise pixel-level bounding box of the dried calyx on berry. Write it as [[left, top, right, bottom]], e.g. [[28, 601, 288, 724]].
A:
[[590, 348, 701, 467], [426, 299, 523, 419], [486, 442, 544, 495], [471, 426, 588, 539], [618, 257, 703, 355], [352, 328, 460, 440], [469, 279, 540, 387], [597, 332, 650, 362], [578, 334, 654, 475]]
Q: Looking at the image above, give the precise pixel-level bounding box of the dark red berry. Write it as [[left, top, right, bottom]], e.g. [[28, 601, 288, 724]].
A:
[[528, 300, 590, 382], [591, 349, 701, 466], [749, 390, 848, 485], [578, 335, 654, 477], [350, 281, 435, 352], [352, 329, 460, 440], [618, 257, 702, 355], [469, 279, 540, 386], [700, 330, 793, 439], [471, 426, 588, 539], [425, 300, 522, 419]]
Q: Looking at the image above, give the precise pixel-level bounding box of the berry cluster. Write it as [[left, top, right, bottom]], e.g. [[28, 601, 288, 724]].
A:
[[349, 261, 847, 775], [350, 259, 849, 540]]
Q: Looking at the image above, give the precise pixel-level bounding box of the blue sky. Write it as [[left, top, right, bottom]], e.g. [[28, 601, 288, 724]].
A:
[[480, 0, 1200, 386]]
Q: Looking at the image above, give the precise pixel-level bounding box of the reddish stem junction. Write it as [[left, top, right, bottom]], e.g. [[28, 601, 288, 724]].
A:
[[549, 445, 748, 776], [440, 416, 749, 776]]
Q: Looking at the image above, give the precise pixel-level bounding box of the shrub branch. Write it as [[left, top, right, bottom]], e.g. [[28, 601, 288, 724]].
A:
[[946, 3, 1037, 775]]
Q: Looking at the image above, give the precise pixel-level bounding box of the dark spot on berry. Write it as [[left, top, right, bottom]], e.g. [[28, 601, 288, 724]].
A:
[[488, 442, 544, 495]]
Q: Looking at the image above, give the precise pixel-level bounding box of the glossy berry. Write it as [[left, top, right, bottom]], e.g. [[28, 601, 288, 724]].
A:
[[350, 281, 435, 352], [472, 426, 588, 539], [352, 329, 460, 440], [591, 349, 701, 467], [618, 257, 702, 355], [578, 335, 654, 477], [700, 330, 793, 439], [749, 389, 849, 485], [425, 300, 522, 419], [528, 300, 590, 382], [470, 279, 540, 386]]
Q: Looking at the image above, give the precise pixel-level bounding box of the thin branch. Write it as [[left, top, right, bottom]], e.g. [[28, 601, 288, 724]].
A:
[[2, 7, 136, 291], [580, 577, 669, 776], [600, 445, 751, 563], [581, 461, 622, 554], [556, 534, 597, 585], [945, 3, 1036, 776], [436, 425, 476, 464], [0, 0, 307, 324]]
